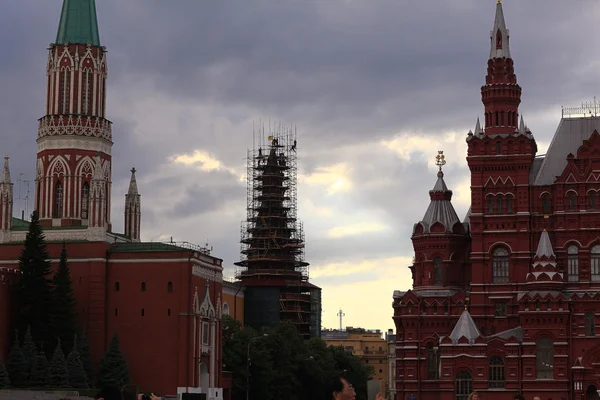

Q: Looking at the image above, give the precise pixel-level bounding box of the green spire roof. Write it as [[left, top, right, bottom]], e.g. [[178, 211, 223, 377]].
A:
[[55, 0, 101, 46]]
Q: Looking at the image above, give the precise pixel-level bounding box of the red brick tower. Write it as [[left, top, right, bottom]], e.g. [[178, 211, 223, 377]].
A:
[[35, 0, 112, 236]]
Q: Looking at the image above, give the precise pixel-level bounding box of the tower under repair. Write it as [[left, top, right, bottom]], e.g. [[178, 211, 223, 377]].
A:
[[235, 123, 321, 338]]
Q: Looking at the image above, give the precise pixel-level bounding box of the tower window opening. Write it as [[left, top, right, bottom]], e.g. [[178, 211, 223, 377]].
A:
[[168, 308, 171, 316], [82, 69, 93, 116], [496, 30, 502, 48], [567, 246, 579, 282], [501, 111, 505, 126], [141, 281, 146, 292], [167, 281, 173, 292], [497, 196, 503, 213], [54, 181, 63, 218], [61, 68, 70, 114], [506, 197, 513, 213], [585, 312, 595, 336], [568, 194, 576, 211], [590, 193, 596, 210], [495, 111, 499, 126], [496, 142, 502, 155], [141, 308, 145, 317], [115, 308, 118, 317], [488, 197, 495, 214], [433, 257, 442, 285], [492, 247, 509, 283], [591, 245, 600, 282], [542, 194, 551, 214], [81, 182, 89, 219]]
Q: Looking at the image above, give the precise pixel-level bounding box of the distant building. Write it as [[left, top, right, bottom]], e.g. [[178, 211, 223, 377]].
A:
[[385, 329, 396, 400], [222, 277, 245, 324], [322, 327, 388, 396], [393, 2, 600, 400]]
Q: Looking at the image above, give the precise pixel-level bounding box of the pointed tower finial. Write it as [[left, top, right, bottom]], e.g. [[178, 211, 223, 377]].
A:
[[435, 151, 446, 172], [124, 167, 141, 242], [2, 156, 10, 184], [127, 167, 139, 195], [490, 0, 511, 59], [55, 0, 101, 46]]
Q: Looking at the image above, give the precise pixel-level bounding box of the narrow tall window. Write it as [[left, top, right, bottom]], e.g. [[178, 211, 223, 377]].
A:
[[488, 357, 505, 388], [568, 246, 579, 282], [54, 181, 63, 218], [585, 312, 595, 336], [115, 282, 120, 292], [536, 338, 553, 379], [433, 257, 442, 285], [427, 343, 439, 379], [492, 247, 509, 283], [497, 196, 504, 213], [167, 281, 173, 292], [455, 371, 472, 400], [591, 193, 596, 210], [506, 196, 513, 213], [61, 68, 70, 114], [82, 69, 92, 115], [496, 142, 502, 154], [568, 194, 576, 211], [141, 281, 146, 292], [488, 198, 495, 214], [591, 245, 600, 282], [81, 182, 89, 219], [542, 194, 551, 214]]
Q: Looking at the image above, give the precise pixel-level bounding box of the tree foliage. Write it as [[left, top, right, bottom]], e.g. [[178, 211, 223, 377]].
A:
[[6, 331, 27, 388], [53, 243, 77, 353], [49, 340, 70, 388], [66, 339, 88, 388], [29, 350, 50, 388], [77, 332, 95, 387], [15, 211, 55, 349], [222, 315, 374, 400], [0, 355, 10, 389], [20, 326, 37, 380], [98, 333, 130, 388]]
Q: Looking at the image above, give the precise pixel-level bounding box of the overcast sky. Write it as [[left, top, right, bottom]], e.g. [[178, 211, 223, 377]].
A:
[[1, 0, 600, 333]]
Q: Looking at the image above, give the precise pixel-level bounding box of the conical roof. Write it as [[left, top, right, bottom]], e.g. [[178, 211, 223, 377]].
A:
[[415, 170, 460, 234], [535, 230, 555, 258], [489, 0, 511, 59], [55, 0, 101, 46], [449, 309, 481, 344]]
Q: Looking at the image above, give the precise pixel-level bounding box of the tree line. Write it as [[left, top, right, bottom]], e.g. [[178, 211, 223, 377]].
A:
[[0, 211, 130, 389], [223, 315, 375, 400]]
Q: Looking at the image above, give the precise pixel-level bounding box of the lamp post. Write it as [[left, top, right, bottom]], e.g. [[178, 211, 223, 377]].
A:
[[246, 333, 268, 400]]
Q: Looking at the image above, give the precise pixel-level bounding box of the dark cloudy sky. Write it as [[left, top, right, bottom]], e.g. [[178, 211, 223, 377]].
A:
[[1, 0, 599, 332]]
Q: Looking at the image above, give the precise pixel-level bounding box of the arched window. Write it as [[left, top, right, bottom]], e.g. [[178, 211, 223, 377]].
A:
[[536, 338, 553, 379], [592, 245, 600, 282], [455, 371, 472, 400], [497, 195, 504, 213], [492, 247, 509, 283], [585, 312, 595, 336], [54, 181, 63, 218], [567, 245, 579, 282], [506, 196, 514, 213], [542, 194, 551, 214], [222, 302, 230, 316], [489, 357, 505, 388], [61, 68, 70, 114], [568, 194, 576, 211], [433, 257, 442, 285], [590, 192, 597, 210], [426, 343, 439, 379], [488, 197, 495, 214], [81, 182, 89, 219], [82, 69, 93, 115]]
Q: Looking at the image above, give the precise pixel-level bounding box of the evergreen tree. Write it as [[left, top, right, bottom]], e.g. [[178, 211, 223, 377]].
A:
[[6, 331, 26, 388], [0, 356, 10, 389], [15, 211, 55, 348], [77, 332, 95, 387], [49, 340, 70, 388], [66, 337, 88, 388], [20, 326, 37, 379], [98, 333, 130, 388], [53, 243, 77, 353], [28, 350, 50, 388]]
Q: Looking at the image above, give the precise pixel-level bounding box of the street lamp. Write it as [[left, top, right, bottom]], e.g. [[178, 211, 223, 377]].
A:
[[246, 333, 268, 400]]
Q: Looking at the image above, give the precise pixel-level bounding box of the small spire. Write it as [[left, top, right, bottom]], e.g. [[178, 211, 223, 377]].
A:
[[475, 117, 483, 135], [2, 156, 10, 184], [519, 115, 527, 135], [55, 0, 101, 46], [535, 230, 556, 258], [489, 0, 511, 59], [127, 167, 139, 195]]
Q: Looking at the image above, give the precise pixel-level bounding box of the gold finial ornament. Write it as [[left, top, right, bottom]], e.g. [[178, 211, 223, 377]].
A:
[[435, 151, 446, 171], [497, 0, 501, 4]]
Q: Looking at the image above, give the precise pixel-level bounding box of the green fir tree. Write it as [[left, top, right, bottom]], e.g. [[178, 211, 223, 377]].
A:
[[28, 350, 50, 388], [98, 333, 130, 388], [15, 211, 55, 348], [20, 327, 37, 381], [77, 332, 95, 387], [53, 243, 77, 353], [66, 337, 88, 388], [0, 356, 11, 389], [6, 331, 26, 388], [49, 339, 70, 388]]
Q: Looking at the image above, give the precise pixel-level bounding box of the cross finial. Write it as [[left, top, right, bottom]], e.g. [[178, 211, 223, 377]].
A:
[[435, 151, 446, 171], [131, 167, 136, 174]]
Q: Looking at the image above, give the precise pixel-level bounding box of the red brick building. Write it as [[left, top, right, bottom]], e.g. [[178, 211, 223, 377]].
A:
[[0, 1, 225, 398], [393, 3, 600, 400]]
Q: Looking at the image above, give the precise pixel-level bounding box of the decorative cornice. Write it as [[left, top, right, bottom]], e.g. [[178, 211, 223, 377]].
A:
[[37, 136, 112, 155], [38, 115, 112, 142]]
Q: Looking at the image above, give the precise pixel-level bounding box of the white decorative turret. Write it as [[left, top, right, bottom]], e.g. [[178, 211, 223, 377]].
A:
[[0, 156, 13, 241], [490, 0, 511, 60], [526, 230, 563, 286], [124, 167, 141, 242]]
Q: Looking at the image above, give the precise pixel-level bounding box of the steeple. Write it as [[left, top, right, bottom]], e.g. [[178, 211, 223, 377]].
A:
[[55, 0, 101, 46], [124, 167, 141, 242], [481, 1, 522, 135], [0, 156, 14, 237], [526, 230, 563, 286], [490, 0, 510, 60], [449, 309, 481, 344]]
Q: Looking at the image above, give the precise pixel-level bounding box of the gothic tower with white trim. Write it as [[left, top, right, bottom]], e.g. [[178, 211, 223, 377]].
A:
[[35, 0, 112, 234], [124, 167, 141, 242]]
